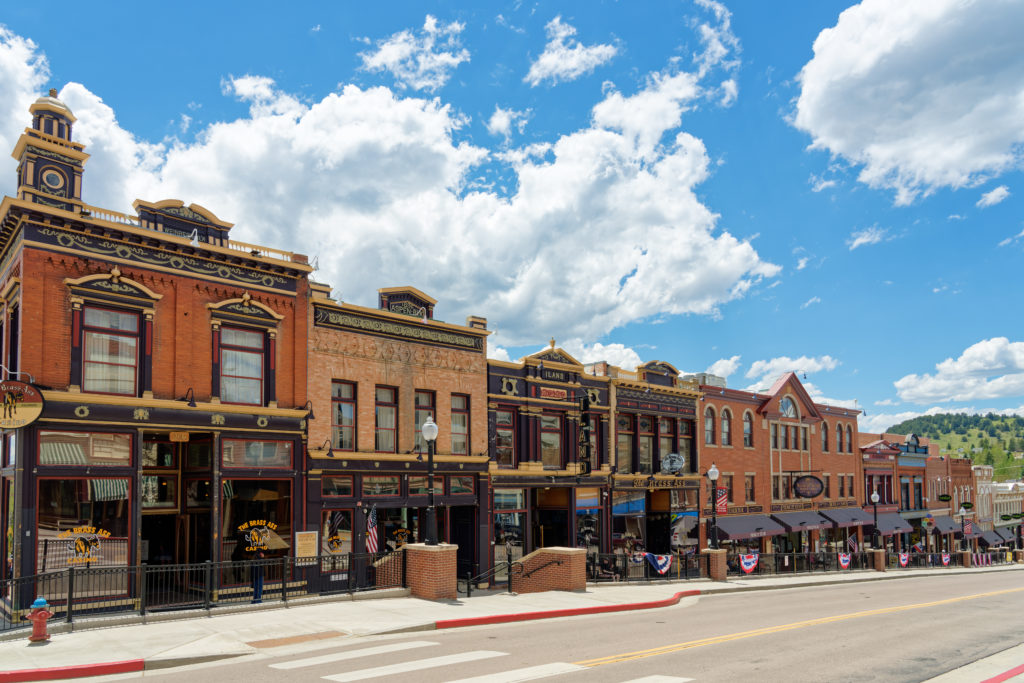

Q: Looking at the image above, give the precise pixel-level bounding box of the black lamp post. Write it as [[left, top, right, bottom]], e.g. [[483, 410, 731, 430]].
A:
[[423, 416, 440, 545], [708, 463, 720, 550], [870, 490, 880, 550], [958, 506, 967, 552]]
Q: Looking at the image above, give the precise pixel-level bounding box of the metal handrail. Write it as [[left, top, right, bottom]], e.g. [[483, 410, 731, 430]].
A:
[[460, 561, 524, 597]]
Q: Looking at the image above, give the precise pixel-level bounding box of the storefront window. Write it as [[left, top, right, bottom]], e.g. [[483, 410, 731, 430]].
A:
[[540, 414, 561, 468], [363, 475, 400, 496], [142, 440, 176, 468], [576, 487, 601, 553], [222, 479, 291, 571], [494, 488, 526, 575], [185, 479, 211, 509], [379, 508, 416, 551], [322, 475, 354, 497], [222, 439, 292, 468], [494, 488, 526, 510], [450, 476, 474, 494], [4, 477, 13, 580], [36, 478, 130, 572], [495, 410, 515, 467], [321, 510, 352, 554], [39, 431, 131, 467], [612, 490, 645, 553], [408, 476, 442, 495], [4, 432, 16, 468], [141, 475, 177, 509]]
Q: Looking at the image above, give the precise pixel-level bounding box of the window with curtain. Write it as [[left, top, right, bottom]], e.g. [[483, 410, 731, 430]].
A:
[[616, 415, 633, 473], [82, 306, 138, 396], [413, 390, 435, 453], [451, 395, 469, 455], [743, 412, 753, 447], [375, 387, 397, 452], [331, 381, 356, 450], [704, 408, 715, 445], [720, 409, 732, 446], [540, 414, 562, 468], [495, 409, 515, 467], [220, 327, 263, 405]]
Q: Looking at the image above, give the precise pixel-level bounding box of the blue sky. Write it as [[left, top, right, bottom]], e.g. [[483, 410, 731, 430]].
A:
[[1, 0, 1023, 433]]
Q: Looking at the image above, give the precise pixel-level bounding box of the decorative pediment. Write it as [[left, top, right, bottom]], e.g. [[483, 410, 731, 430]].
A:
[[378, 286, 436, 320], [524, 340, 583, 368], [65, 269, 162, 308], [208, 292, 283, 327], [760, 372, 822, 421]]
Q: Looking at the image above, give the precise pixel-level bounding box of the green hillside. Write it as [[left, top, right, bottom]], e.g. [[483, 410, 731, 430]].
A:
[[886, 413, 1024, 481]]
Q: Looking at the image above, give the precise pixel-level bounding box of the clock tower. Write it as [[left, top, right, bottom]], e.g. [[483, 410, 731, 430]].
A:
[[11, 88, 89, 213]]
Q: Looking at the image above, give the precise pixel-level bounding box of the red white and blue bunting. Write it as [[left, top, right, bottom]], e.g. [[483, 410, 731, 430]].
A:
[[645, 553, 673, 575], [838, 552, 851, 569], [898, 552, 909, 567], [739, 553, 759, 574], [941, 553, 950, 566]]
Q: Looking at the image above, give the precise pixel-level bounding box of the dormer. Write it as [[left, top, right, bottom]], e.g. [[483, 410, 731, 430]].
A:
[[134, 199, 234, 246], [637, 360, 679, 387], [378, 286, 436, 320]]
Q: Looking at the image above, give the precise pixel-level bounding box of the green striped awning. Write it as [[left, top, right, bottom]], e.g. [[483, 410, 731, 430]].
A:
[[89, 478, 129, 502], [39, 442, 88, 466]]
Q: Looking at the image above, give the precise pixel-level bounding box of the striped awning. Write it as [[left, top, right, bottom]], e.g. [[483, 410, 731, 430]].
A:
[[39, 442, 87, 466], [89, 478, 129, 502]]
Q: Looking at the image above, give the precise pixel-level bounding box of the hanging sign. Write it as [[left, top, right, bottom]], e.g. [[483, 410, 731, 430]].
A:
[[960, 502, 974, 510], [793, 475, 824, 499], [715, 487, 729, 514], [0, 380, 44, 429], [937, 494, 952, 502]]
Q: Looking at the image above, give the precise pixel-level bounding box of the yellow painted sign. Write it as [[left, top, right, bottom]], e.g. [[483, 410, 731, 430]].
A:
[[169, 431, 190, 442], [0, 381, 44, 429]]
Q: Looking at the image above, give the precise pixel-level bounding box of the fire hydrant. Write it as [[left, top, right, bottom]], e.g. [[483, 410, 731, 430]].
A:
[[26, 597, 53, 642]]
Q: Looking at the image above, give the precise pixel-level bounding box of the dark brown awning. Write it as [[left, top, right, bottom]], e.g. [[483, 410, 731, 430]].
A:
[[930, 515, 959, 534], [819, 507, 874, 528], [871, 512, 913, 536], [771, 511, 831, 532], [714, 514, 785, 540], [994, 528, 1016, 543]]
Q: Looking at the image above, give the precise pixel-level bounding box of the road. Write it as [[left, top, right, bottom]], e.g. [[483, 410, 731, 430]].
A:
[[121, 572, 1024, 683]]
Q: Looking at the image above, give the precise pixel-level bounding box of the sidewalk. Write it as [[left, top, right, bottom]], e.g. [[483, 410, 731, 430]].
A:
[[0, 564, 1020, 681]]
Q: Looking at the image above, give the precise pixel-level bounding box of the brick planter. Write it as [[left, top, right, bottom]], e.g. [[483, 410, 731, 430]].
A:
[[404, 543, 458, 600]]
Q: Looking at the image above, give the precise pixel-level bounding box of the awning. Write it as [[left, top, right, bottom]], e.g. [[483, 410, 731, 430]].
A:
[[958, 527, 981, 540], [819, 507, 875, 528], [89, 478, 129, 502], [980, 531, 1005, 547], [39, 442, 87, 466], [714, 514, 785, 540], [930, 515, 960, 534], [871, 512, 914, 536], [771, 511, 831, 532], [995, 528, 1016, 543]]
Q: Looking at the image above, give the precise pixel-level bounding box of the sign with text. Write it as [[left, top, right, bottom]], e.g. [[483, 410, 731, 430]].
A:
[[539, 387, 568, 400], [0, 380, 44, 429], [294, 531, 318, 565], [715, 487, 728, 514], [793, 475, 824, 499]]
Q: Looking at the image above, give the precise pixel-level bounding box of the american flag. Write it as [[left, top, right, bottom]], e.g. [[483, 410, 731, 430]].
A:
[[366, 505, 379, 553], [847, 535, 858, 552], [912, 541, 924, 552], [963, 519, 974, 535]]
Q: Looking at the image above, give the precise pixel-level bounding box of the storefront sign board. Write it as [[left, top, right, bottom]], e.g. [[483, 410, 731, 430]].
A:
[[0, 380, 44, 429], [294, 530, 318, 565]]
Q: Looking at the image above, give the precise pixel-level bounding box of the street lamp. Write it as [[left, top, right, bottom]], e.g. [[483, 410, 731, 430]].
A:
[[423, 416, 440, 546], [958, 505, 967, 552], [870, 489, 880, 550], [708, 463, 720, 550]]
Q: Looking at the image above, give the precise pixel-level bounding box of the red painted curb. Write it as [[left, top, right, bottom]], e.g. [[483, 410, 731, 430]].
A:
[[0, 659, 144, 682], [981, 663, 1024, 683], [435, 589, 701, 629]]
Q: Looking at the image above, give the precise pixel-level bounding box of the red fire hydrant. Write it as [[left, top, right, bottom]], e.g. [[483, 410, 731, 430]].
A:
[[26, 597, 53, 642]]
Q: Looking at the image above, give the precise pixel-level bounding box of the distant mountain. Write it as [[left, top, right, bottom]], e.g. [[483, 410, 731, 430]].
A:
[[886, 413, 1024, 481]]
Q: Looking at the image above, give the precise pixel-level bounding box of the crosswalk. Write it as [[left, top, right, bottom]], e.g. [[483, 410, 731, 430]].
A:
[[267, 638, 696, 682]]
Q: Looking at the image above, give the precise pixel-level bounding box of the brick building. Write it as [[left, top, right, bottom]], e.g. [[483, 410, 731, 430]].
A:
[[305, 283, 490, 577], [694, 372, 865, 560], [0, 91, 313, 592]]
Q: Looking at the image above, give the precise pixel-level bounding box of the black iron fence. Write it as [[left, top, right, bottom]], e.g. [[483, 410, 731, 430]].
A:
[[728, 551, 872, 576], [886, 551, 967, 569], [587, 552, 704, 582], [0, 552, 403, 634]]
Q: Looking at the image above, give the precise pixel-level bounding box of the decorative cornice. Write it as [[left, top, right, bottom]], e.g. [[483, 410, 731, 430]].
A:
[[314, 304, 483, 352]]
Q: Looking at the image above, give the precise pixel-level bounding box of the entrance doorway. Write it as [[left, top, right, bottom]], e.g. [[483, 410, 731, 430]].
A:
[[141, 433, 213, 565], [450, 506, 476, 577]]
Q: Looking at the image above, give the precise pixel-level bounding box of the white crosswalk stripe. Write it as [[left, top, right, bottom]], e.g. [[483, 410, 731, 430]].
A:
[[445, 662, 588, 682], [321, 650, 508, 681], [270, 640, 437, 670]]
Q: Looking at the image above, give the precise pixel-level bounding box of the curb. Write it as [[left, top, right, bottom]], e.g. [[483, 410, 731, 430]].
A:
[[435, 589, 701, 629], [0, 659, 143, 682]]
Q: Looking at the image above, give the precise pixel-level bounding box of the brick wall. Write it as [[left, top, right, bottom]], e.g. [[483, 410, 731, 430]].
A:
[[404, 543, 458, 600], [511, 547, 586, 594]]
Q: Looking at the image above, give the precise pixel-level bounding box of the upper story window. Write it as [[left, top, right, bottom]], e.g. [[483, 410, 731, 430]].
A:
[[82, 306, 139, 396], [540, 414, 562, 468], [331, 381, 356, 451], [220, 327, 263, 405], [837, 423, 845, 452], [704, 407, 715, 445], [451, 395, 470, 456], [375, 386, 397, 453], [658, 418, 675, 459], [822, 423, 829, 452], [743, 412, 753, 447], [771, 423, 778, 450], [779, 397, 797, 418], [414, 390, 435, 453], [616, 415, 634, 473], [637, 416, 654, 474], [720, 409, 732, 447], [495, 409, 515, 467], [846, 425, 853, 453]]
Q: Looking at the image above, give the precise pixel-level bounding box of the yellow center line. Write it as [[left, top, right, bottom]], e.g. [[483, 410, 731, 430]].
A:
[[574, 586, 1024, 667]]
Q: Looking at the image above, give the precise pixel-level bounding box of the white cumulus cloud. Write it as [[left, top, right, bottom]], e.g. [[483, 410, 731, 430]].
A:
[[486, 105, 530, 141], [847, 225, 888, 250], [745, 355, 840, 388], [793, 0, 1024, 205], [706, 355, 741, 378], [360, 15, 470, 92], [524, 16, 617, 87], [894, 337, 1024, 404], [559, 339, 643, 371], [977, 185, 1010, 208]]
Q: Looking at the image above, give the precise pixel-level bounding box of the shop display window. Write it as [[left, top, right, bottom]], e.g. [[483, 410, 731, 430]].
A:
[[142, 440, 176, 468], [322, 475, 354, 497], [39, 431, 131, 467], [221, 479, 291, 572], [141, 475, 177, 509], [363, 475, 400, 496], [185, 479, 211, 509], [321, 510, 353, 554], [450, 476, 474, 494], [408, 476, 443, 495], [221, 439, 292, 468], [36, 478, 131, 572]]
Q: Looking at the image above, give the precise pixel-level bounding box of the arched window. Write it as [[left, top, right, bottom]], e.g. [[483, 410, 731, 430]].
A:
[[721, 409, 732, 446], [846, 425, 853, 453], [836, 423, 844, 452], [743, 412, 753, 447], [704, 407, 715, 445], [821, 423, 829, 452]]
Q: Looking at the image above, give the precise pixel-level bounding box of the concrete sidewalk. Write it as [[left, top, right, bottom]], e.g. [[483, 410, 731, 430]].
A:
[[0, 564, 1020, 681]]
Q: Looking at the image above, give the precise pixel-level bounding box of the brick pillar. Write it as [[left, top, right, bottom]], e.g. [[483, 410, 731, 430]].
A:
[[871, 548, 886, 572], [702, 548, 727, 582], [513, 547, 586, 593], [959, 551, 972, 568], [404, 543, 458, 600]]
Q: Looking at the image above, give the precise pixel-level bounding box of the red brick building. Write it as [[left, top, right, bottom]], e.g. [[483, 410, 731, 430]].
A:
[[0, 91, 312, 589], [696, 372, 865, 558]]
